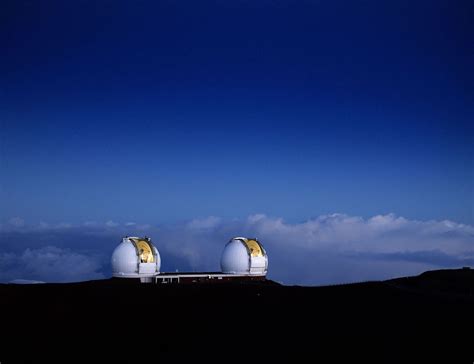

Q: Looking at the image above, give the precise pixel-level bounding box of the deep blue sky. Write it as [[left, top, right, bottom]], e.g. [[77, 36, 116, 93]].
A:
[[1, 0, 473, 225]]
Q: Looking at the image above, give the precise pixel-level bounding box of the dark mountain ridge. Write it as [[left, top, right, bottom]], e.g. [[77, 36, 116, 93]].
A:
[[1, 268, 473, 362]]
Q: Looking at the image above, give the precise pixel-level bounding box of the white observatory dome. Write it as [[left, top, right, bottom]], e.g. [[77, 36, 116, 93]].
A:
[[111, 237, 161, 278], [220, 237, 268, 275]]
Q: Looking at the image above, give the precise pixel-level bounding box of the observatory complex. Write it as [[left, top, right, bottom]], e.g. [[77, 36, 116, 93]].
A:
[[111, 236, 268, 283]]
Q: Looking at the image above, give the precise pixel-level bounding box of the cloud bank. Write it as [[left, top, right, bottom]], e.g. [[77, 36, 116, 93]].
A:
[[0, 246, 104, 283], [1, 214, 473, 285]]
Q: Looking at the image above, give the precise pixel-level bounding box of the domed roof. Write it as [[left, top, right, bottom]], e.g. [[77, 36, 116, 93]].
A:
[[111, 237, 161, 278], [220, 237, 268, 275]]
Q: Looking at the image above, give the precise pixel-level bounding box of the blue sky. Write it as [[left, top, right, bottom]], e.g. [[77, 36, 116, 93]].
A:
[[0, 1, 473, 283], [1, 0, 472, 225]]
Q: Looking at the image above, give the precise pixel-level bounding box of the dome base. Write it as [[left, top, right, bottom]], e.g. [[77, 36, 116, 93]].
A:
[[112, 272, 159, 278]]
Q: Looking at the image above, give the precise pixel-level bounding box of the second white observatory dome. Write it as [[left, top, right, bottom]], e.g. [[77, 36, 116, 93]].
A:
[[220, 237, 268, 275]]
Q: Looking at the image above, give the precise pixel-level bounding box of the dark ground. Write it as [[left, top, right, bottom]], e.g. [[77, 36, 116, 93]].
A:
[[1, 268, 473, 363]]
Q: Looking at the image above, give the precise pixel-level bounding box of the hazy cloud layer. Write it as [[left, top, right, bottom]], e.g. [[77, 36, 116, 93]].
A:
[[1, 214, 473, 285], [0, 246, 104, 283]]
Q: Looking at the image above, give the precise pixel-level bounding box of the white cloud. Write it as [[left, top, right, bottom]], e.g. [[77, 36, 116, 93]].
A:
[[55, 223, 73, 229], [38, 221, 50, 229], [0, 246, 104, 283], [186, 216, 221, 230], [7, 217, 25, 228], [8, 279, 45, 284], [246, 213, 474, 254], [136, 224, 152, 230], [163, 213, 474, 284], [0, 213, 472, 285], [84, 221, 98, 227]]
